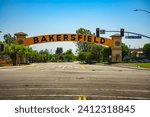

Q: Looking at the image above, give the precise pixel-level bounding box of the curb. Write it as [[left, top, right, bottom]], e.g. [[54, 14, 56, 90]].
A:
[[97, 63, 150, 71], [0, 63, 36, 69], [109, 64, 150, 71]]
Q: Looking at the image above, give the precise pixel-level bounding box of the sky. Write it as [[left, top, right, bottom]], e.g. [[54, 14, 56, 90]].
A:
[[0, 0, 150, 54]]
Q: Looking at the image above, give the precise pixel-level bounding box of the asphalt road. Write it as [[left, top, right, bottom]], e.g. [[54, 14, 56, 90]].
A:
[[0, 62, 150, 100]]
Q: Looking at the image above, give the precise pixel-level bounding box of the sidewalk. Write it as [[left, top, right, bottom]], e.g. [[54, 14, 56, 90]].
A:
[[98, 63, 150, 71], [0, 63, 36, 69]]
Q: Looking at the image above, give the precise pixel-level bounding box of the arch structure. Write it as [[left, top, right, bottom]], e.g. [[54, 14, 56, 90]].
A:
[[14, 32, 122, 62]]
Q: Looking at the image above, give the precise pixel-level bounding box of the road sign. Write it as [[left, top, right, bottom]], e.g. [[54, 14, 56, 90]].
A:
[[100, 29, 105, 34], [125, 36, 142, 39]]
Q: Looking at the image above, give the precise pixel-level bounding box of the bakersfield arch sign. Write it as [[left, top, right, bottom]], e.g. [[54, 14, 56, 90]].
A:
[[14, 32, 122, 62], [24, 34, 112, 47]]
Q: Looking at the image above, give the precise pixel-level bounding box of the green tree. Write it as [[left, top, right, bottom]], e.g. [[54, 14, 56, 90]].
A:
[[77, 45, 108, 63], [3, 33, 16, 45], [76, 28, 92, 52], [102, 47, 112, 61], [55, 47, 64, 62], [55, 47, 63, 54], [122, 43, 129, 59], [44, 49, 50, 62], [51, 56, 56, 62], [31, 50, 39, 62], [4, 44, 27, 65], [0, 41, 4, 55], [64, 49, 75, 62], [1, 33, 40, 65], [6, 44, 17, 65], [38, 49, 50, 62], [143, 43, 150, 58], [85, 52, 93, 63], [77, 52, 87, 62], [26, 47, 35, 63], [76, 28, 92, 35], [48, 54, 53, 61], [58, 54, 64, 61], [90, 44, 103, 62], [131, 51, 137, 58], [15, 45, 26, 65]]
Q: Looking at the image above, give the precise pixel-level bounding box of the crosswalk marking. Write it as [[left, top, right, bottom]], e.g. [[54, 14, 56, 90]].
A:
[[47, 65, 84, 70]]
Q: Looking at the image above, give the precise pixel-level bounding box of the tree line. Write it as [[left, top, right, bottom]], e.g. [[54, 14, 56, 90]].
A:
[[0, 28, 150, 66], [0, 33, 76, 65], [75, 28, 129, 63]]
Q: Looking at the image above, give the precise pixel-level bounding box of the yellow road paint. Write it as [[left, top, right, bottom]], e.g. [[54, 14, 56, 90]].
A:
[[83, 96, 87, 100], [77, 96, 87, 100], [78, 96, 82, 100]]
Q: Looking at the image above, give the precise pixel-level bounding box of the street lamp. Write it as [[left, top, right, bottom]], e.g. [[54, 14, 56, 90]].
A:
[[134, 9, 150, 13]]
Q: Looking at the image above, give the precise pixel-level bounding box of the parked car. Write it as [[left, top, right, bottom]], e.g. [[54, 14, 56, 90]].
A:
[[142, 59, 150, 63], [86, 61, 97, 64]]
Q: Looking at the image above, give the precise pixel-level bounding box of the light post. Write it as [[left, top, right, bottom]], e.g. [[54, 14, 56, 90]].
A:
[[134, 9, 150, 13]]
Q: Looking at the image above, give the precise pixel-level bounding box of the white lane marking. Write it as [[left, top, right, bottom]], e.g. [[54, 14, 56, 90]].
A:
[[0, 68, 22, 71], [74, 66, 80, 69], [62, 66, 66, 69], [0, 95, 149, 100], [0, 88, 150, 93], [62, 65, 72, 70], [58, 65, 62, 68]]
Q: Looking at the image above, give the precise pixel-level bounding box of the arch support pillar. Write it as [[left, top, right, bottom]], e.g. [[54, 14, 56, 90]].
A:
[[14, 32, 28, 65], [111, 34, 122, 62], [14, 32, 28, 45]]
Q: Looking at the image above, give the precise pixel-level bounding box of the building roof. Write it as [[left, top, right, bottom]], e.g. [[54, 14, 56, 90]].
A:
[[130, 48, 143, 52], [14, 32, 28, 36]]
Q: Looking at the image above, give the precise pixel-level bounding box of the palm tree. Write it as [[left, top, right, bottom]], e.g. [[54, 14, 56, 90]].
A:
[[3, 33, 16, 45]]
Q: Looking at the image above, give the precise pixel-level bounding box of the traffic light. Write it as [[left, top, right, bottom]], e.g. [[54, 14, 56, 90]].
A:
[[120, 28, 124, 37], [0, 44, 4, 51], [96, 28, 100, 37]]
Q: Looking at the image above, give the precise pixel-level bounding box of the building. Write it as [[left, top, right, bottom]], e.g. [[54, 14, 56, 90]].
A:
[[130, 48, 144, 58]]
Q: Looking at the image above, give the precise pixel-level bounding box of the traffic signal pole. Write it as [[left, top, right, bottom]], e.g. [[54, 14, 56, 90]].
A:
[[105, 30, 150, 39], [96, 28, 122, 62], [96, 28, 100, 37]]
